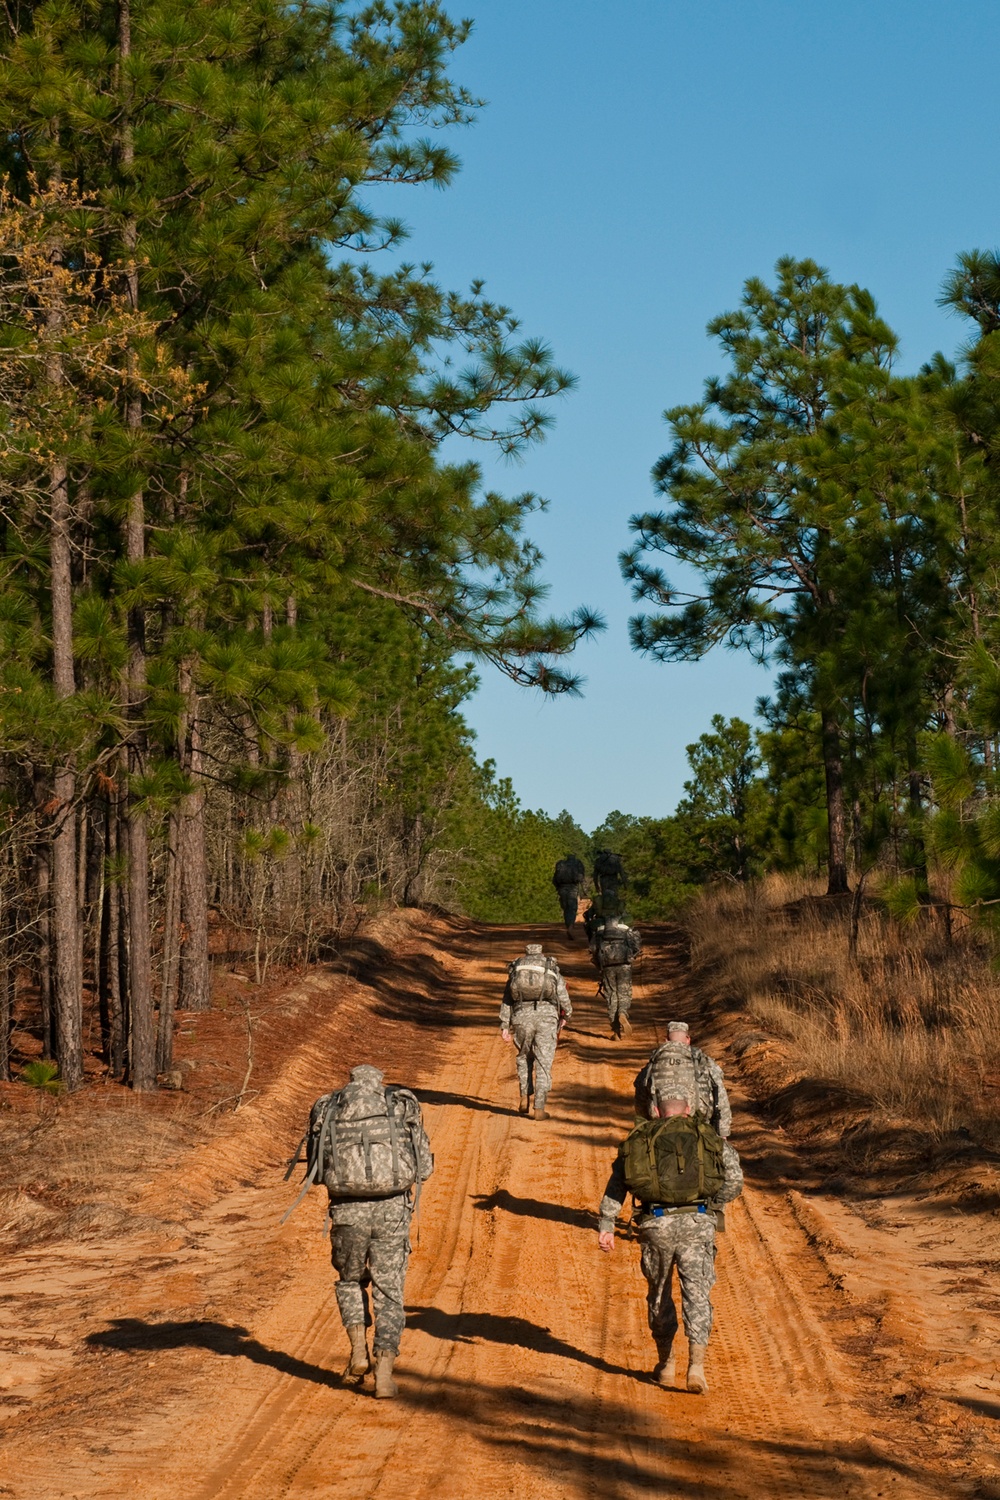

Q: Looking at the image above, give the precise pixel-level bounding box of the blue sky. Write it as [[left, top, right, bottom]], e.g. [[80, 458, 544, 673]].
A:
[[376, 1, 1000, 831]]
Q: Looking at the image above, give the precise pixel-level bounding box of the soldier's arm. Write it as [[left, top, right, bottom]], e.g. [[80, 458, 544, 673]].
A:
[[705, 1055, 733, 1138], [714, 1141, 744, 1205], [714, 1077, 733, 1138], [499, 976, 514, 1033], [555, 971, 572, 1019], [598, 1156, 628, 1234]]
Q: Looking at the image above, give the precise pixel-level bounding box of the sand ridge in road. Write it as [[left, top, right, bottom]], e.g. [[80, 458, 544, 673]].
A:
[[2, 917, 981, 1498]]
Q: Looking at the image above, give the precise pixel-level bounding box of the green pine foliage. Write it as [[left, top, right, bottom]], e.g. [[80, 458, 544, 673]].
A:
[[622, 251, 1000, 939], [0, 1, 601, 1086], [452, 764, 587, 924]]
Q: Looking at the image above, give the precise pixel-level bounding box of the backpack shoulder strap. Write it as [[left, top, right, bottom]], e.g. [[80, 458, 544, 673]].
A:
[[281, 1089, 342, 1224]]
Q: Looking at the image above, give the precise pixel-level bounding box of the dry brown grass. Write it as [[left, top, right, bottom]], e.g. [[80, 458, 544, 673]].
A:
[[687, 873, 1000, 1144]]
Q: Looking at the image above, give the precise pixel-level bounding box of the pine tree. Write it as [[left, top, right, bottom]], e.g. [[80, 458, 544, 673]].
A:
[[0, 1, 599, 1085], [622, 258, 899, 894]]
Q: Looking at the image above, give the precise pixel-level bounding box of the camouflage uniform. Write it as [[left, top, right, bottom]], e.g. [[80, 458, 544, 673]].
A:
[[330, 1196, 412, 1355], [633, 1042, 732, 1137], [599, 1138, 743, 1352], [595, 923, 642, 1027], [593, 849, 627, 903], [553, 856, 586, 932], [326, 1065, 433, 1357], [555, 882, 583, 930], [500, 947, 572, 1112]]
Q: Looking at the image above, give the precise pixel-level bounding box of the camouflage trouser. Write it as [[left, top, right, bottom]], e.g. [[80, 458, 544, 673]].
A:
[[512, 1004, 559, 1107], [329, 1195, 411, 1355], [556, 884, 581, 928], [638, 1210, 717, 1349], [601, 963, 633, 1021], [597, 875, 621, 902]]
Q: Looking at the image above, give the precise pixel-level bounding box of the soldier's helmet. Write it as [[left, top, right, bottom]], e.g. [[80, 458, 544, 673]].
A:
[[666, 1020, 690, 1036], [525, 942, 544, 955]]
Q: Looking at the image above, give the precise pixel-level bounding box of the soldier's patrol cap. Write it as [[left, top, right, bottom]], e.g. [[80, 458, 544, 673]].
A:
[[666, 1020, 690, 1035], [525, 943, 544, 955], [350, 1063, 385, 1085]]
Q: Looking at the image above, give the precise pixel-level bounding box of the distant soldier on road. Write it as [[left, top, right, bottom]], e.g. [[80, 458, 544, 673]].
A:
[[552, 853, 587, 938], [633, 1020, 732, 1138], [593, 916, 642, 1039], [592, 848, 627, 903], [286, 1063, 433, 1398], [500, 942, 572, 1119], [598, 1094, 743, 1394]]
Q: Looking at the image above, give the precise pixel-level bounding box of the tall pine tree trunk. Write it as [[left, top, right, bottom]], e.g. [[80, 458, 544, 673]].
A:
[[124, 458, 154, 1088], [33, 810, 53, 1059], [49, 460, 83, 1087], [178, 656, 210, 1010], [43, 170, 83, 1086], [157, 810, 181, 1071], [117, 0, 155, 1088], [821, 707, 849, 895], [0, 873, 14, 1082], [98, 793, 126, 1076]]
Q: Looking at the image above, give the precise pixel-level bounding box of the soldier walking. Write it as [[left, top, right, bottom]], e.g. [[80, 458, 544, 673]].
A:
[[633, 1020, 732, 1137], [287, 1063, 433, 1398], [598, 1095, 743, 1393], [592, 848, 627, 903], [593, 917, 642, 1038], [552, 853, 587, 938], [500, 942, 571, 1119]]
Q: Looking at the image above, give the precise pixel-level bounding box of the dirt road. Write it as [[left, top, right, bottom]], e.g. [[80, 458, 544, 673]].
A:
[[2, 917, 990, 1498]]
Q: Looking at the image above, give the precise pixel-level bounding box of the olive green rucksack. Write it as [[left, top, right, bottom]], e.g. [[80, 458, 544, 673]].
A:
[[620, 1115, 726, 1206]]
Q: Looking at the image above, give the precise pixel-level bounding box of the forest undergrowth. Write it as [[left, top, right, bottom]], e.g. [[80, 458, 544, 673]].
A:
[[687, 873, 1000, 1157]]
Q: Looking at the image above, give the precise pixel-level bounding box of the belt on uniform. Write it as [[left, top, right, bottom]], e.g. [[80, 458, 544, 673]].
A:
[[514, 1000, 558, 1009], [640, 1202, 710, 1218]]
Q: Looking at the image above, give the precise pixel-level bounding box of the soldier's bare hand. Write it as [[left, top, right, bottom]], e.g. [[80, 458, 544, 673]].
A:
[[501, 1030, 511, 1043], [598, 1231, 615, 1253]]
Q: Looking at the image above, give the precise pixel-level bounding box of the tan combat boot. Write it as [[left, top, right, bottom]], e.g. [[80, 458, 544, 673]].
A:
[[346, 1324, 370, 1379], [534, 1097, 548, 1120], [374, 1349, 398, 1399], [652, 1340, 676, 1387], [518, 1094, 530, 1114], [686, 1342, 708, 1394], [618, 1014, 632, 1037]]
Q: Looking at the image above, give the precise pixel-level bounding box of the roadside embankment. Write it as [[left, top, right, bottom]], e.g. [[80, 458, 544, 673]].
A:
[[678, 874, 1000, 1486]]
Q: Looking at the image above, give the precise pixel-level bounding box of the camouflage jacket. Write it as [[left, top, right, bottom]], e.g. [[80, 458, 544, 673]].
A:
[[499, 957, 571, 1031], [594, 926, 642, 970]]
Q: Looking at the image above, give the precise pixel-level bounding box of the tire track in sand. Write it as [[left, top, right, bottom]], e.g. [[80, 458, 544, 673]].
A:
[[15, 920, 972, 1499]]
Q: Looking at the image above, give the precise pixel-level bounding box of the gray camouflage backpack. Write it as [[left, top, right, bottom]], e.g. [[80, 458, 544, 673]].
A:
[[597, 930, 633, 967], [509, 953, 558, 1005], [283, 1076, 430, 1219], [636, 1041, 703, 1118]]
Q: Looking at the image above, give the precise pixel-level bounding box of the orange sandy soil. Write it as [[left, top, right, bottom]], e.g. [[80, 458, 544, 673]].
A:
[[1, 912, 999, 1499]]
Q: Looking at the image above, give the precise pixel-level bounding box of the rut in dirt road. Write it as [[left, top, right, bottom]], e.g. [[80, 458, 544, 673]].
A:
[[8, 918, 972, 1499]]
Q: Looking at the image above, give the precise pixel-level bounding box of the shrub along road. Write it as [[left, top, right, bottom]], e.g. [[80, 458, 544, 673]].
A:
[[2, 913, 996, 1498]]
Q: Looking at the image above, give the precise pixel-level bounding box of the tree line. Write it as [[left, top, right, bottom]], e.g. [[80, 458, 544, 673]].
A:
[[0, 0, 601, 1092], [9, 6, 1000, 1098], [623, 255, 1000, 930]]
